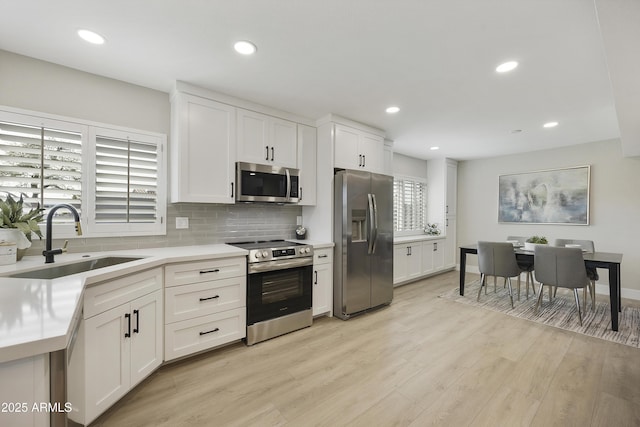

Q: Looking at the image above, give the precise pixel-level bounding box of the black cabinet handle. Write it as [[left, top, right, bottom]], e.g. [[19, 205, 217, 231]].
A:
[[124, 313, 131, 338], [133, 309, 139, 334], [434, 243, 438, 252], [271, 146, 274, 161], [231, 182, 234, 198], [199, 269, 220, 274], [314, 270, 318, 284], [359, 154, 362, 167], [362, 155, 366, 167], [299, 187, 302, 201], [199, 295, 220, 302], [199, 328, 220, 336], [265, 145, 269, 161], [318, 254, 328, 258]]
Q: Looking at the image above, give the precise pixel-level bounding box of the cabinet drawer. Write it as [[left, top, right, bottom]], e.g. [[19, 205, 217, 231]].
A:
[[165, 276, 246, 324], [164, 308, 246, 361], [313, 248, 333, 265], [164, 257, 246, 287], [84, 268, 163, 319]]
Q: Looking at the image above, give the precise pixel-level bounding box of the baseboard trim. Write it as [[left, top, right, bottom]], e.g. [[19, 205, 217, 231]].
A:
[[456, 264, 640, 301]]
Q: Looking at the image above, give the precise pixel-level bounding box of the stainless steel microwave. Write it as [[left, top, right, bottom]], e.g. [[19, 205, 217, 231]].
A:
[[236, 162, 299, 203]]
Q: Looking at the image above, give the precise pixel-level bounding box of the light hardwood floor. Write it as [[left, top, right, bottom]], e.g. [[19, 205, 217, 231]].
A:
[[90, 271, 640, 426]]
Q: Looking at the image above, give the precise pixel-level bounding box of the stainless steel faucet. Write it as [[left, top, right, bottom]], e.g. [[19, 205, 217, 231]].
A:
[[43, 204, 82, 263]]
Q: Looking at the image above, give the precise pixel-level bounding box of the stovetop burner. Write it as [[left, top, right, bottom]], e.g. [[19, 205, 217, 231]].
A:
[[229, 240, 306, 250], [227, 239, 313, 262]]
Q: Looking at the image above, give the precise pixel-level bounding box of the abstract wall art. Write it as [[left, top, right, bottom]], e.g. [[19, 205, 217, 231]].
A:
[[498, 165, 590, 225]]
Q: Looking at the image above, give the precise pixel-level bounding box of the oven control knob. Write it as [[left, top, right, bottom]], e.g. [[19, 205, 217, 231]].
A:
[[255, 252, 262, 259], [301, 247, 309, 254], [262, 251, 269, 258]]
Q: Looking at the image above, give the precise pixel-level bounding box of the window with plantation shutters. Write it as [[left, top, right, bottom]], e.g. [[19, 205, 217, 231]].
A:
[[393, 176, 426, 233], [0, 116, 84, 226], [0, 108, 166, 238], [86, 127, 165, 236], [94, 130, 159, 224]]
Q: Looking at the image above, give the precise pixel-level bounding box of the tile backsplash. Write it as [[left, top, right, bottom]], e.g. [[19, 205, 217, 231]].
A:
[[23, 203, 302, 255]]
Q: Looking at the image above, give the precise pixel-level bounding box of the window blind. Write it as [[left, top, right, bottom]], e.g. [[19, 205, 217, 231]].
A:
[[0, 120, 82, 222], [393, 177, 426, 232], [95, 134, 159, 223]]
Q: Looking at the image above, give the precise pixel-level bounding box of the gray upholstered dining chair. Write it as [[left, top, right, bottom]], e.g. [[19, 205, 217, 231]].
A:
[[507, 235, 536, 300], [534, 245, 590, 326], [554, 239, 598, 311], [477, 241, 521, 308]]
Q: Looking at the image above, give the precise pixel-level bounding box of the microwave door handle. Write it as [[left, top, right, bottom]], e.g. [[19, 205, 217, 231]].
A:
[[285, 168, 291, 201]]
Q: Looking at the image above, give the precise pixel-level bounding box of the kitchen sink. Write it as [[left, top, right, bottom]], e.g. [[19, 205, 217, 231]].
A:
[[8, 256, 144, 280]]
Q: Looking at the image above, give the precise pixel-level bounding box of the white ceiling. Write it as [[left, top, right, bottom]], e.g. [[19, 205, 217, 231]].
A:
[[0, 0, 627, 161]]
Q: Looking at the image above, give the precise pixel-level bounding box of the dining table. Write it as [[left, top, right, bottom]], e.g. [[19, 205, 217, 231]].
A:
[[458, 244, 624, 331]]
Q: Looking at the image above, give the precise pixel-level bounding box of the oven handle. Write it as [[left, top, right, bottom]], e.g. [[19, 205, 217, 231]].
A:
[[248, 257, 313, 274]]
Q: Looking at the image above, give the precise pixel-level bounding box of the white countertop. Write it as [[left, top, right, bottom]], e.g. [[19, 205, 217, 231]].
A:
[[394, 234, 445, 244], [0, 240, 333, 363], [0, 244, 248, 363]]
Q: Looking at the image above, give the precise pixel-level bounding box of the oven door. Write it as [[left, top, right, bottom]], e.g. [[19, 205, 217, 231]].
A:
[[247, 258, 312, 325], [236, 162, 299, 203]]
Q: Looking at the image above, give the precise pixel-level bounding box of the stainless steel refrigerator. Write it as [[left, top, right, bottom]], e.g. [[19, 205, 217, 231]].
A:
[[334, 169, 394, 320]]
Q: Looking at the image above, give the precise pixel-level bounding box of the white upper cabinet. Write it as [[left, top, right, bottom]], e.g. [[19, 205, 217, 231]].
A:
[[170, 92, 236, 203], [383, 139, 394, 175], [334, 123, 384, 173], [359, 132, 384, 173], [297, 124, 317, 205], [237, 108, 297, 168]]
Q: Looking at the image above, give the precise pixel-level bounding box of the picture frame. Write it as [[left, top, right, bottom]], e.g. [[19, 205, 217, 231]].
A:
[[498, 165, 590, 225]]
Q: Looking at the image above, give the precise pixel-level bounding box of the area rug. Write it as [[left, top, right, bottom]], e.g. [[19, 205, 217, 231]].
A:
[[439, 279, 640, 348]]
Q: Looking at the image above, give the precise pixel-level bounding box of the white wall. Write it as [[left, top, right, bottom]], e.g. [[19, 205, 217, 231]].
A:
[[0, 50, 170, 134], [393, 153, 428, 179], [457, 138, 640, 295]]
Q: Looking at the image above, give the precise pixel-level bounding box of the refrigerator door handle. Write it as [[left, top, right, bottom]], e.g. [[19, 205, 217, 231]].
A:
[[367, 193, 378, 254], [371, 193, 379, 253]]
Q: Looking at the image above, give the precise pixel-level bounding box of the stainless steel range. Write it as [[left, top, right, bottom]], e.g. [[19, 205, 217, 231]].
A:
[[228, 240, 314, 345]]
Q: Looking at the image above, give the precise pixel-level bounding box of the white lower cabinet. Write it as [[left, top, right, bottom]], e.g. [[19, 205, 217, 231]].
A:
[[68, 268, 163, 426], [312, 248, 333, 316], [164, 308, 245, 360], [0, 354, 49, 427], [394, 238, 450, 285], [444, 216, 457, 268], [422, 240, 445, 275], [393, 243, 422, 284], [164, 256, 246, 361]]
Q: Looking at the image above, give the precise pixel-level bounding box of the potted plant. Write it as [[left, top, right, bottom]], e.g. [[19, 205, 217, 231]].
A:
[[0, 194, 44, 260], [424, 223, 441, 236], [524, 235, 548, 251]]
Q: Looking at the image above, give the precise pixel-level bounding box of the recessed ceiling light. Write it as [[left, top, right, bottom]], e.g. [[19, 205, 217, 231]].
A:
[[234, 40, 257, 55], [430, 146, 440, 151], [77, 29, 105, 45], [385, 106, 400, 114], [510, 129, 523, 134], [543, 121, 559, 128], [496, 61, 518, 73]]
